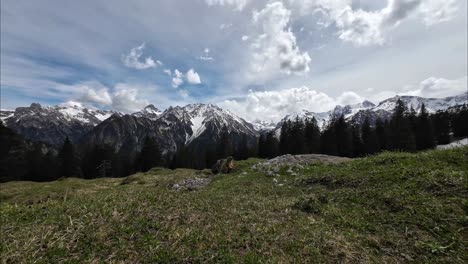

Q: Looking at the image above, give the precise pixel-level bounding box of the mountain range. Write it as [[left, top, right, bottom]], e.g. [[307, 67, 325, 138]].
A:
[[1, 92, 466, 160]]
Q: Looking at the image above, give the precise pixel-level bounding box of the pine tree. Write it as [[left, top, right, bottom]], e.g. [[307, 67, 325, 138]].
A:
[[237, 134, 249, 160], [389, 99, 416, 152], [432, 111, 450, 144], [415, 103, 435, 150], [58, 137, 77, 177], [290, 117, 306, 154], [217, 125, 233, 158], [361, 117, 380, 155], [264, 132, 279, 158], [351, 125, 363, 157], [452, 104, 468, 138], [375, 118, 388, 150], [321, 122, 338, 156], [304, 117, 320, 153], [137, 137, 161, 172], [258, 134, 267, 158], [279, 121, 291, 155], [335, 115, 353, 157]]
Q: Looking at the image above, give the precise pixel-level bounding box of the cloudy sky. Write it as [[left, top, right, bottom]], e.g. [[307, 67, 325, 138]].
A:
[[1, 0, 467, 122]]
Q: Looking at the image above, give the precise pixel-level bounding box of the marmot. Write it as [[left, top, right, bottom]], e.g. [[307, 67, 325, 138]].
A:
[[211, 156, 235, 174]]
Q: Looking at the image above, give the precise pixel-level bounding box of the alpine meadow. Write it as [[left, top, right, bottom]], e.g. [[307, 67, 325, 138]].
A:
[[1, 0, 467, 263]]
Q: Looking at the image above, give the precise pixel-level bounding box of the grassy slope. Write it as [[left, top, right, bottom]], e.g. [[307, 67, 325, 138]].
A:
[[1, 148, 467, 263]]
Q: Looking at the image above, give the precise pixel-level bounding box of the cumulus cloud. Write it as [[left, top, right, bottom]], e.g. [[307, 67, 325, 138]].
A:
[[111, 84, 149, 113], [401, 76, 467, 98], [71, 82, 151, 113], [75, 82, 113, 106], [122, 43, 158, 69], [186, 68, 202, 84], [171, 69, 184, 88], [248, 2, 311, 81], [171, 68, 202, 87], [199, 48, 214, 61], [288, 0, 460, 46], [219, 86, 360, 123], [163, 69, 172, 76], [205, 0, 249, 11]]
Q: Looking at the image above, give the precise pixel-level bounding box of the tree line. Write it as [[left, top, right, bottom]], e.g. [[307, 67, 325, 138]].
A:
[[258, 100, 468, 158], [1, 99, 467, 182]]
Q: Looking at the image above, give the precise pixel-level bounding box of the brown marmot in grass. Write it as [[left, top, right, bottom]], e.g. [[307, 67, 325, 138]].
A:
[[211, 156, 235, 174]]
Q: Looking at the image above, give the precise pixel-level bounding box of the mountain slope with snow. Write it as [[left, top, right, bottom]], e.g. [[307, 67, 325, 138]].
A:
[[1, 103, 117, 145], [268, 92, 467, 136]]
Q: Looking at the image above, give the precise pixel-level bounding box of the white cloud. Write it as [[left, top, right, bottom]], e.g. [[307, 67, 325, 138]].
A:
[[111, 83, 149, 113], [75, 82, 113, 106], [122, 43, 158, 69], [199, 56, 214, 61], [205, 0, 249, 11], [219, 86, 352, 123], [336, 91, 364, 105], [186, 68, 202, 84], [171, 69, 184, 88], [248, 2, 311, 82], [288, 0, 461, 46], [241, 35, 249, 41], [419, 0, 459, 25], [170, 68, 202, 87], [401, 76, 467, 98], [163, 69, 172, 76]]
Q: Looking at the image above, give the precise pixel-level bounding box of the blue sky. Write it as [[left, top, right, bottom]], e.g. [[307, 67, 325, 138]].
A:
[[1, 0, 467, 122]]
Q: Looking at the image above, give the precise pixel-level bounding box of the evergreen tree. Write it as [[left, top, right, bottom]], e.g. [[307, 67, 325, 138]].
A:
[[279, 121, 291, 155], [58, 137, 77, 177], [415, 103, 436, 150], [264, 132, 279, 158], [351, 125, 363, 157], [237, 134, 249, 160], [217, 125, 233, 158], [320, 122, 338, 156], [452, 104, 468, 138], [258, 134, 267, 158], [290, 117, 306, 154], [137, 137, 161, 172], [389, 99, 416, 152], [335, 115, 353, 157], [375, 118, 388, 150], [304, 117, 320, 154], [361, 117, 380, 155], [432, 111, 450, 144]]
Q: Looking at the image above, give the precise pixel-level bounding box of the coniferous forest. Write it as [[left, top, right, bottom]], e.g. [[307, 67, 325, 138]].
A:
[[1, 100, 467, 182]]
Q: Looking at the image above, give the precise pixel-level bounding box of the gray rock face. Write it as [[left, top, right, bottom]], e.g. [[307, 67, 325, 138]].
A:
[[79, 103, 259, 162], [1, 103, 116, 145]]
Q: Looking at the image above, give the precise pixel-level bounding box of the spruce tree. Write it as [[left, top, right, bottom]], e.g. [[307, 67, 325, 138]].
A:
[[432, 111, 450, 144], [265, 132, 279, 158], [279, 121, 291, 155], [290, 117, 306, 154], [237, 134, 249, 160], [351, 125, 363, 157], [375, 118, 388, 150], [137, 137, 161, 172], [452, 104, 468, 138], [415, 103, 435, 150], [58, 137, 77, 177], [335, 115, 353, 157], [361, 117, 380, 155], [217, 125, 233, 158], [304, 117, 320, 153], [389, 99, 416, 152]]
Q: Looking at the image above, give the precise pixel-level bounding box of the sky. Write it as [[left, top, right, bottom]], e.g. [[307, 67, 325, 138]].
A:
[[1, 0, 467, 122]]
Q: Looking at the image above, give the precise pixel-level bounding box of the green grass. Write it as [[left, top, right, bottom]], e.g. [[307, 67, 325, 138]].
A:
[[1, 148, 467, 263]]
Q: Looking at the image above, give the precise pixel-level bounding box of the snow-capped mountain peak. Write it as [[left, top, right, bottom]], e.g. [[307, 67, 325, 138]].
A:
[[132, 104, 162, 120]]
